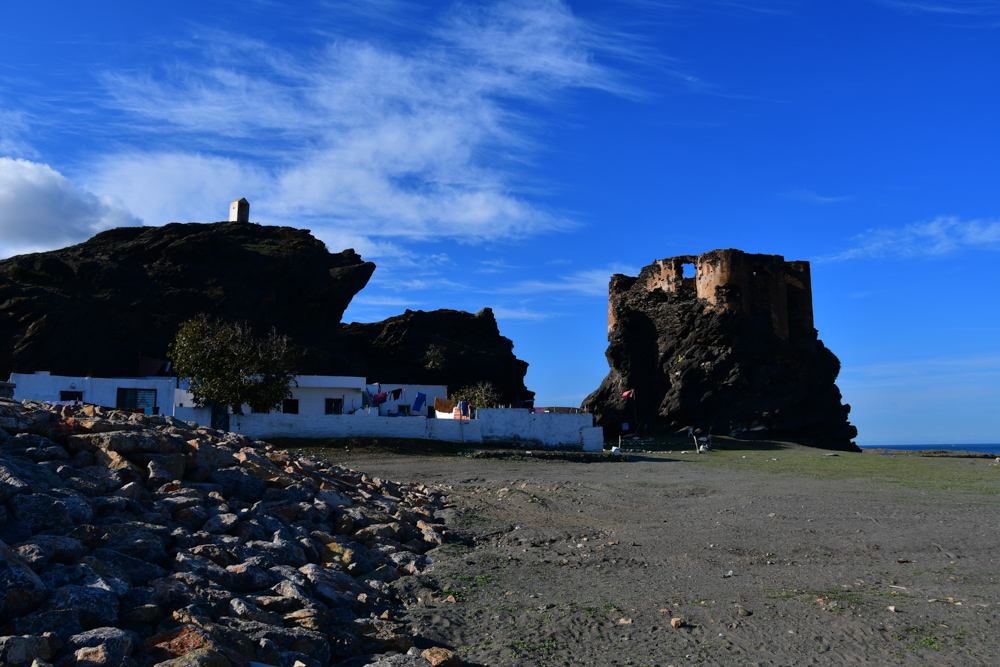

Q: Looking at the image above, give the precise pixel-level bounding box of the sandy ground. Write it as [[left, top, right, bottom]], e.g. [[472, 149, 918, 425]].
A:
[[308, 443, 1000, 666]]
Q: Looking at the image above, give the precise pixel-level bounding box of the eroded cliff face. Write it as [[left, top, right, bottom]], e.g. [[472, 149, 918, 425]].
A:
[[0, 222, 533, 403], [582, 249, 858, 451]]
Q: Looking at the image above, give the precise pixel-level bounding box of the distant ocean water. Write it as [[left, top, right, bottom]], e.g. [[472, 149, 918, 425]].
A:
[[860, 444, 1000, 455]]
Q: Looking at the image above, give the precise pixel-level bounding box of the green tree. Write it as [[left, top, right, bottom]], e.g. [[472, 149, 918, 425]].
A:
[[450, 381, 502, 409], [169, 314, 297, 415]]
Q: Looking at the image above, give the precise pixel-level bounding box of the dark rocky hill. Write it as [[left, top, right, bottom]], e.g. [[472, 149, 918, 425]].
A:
[[0, 222, 532, 402], [582, 250, 858, 451]]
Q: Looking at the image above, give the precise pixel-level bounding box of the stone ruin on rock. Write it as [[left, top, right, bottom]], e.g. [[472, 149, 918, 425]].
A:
[[582, 249, 859, 451]]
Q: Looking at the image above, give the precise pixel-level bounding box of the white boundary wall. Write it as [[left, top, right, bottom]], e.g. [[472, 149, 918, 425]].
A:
[[477, 409, 604, 452], [225, 413, 481, 443], [174, 407, 601, 450]]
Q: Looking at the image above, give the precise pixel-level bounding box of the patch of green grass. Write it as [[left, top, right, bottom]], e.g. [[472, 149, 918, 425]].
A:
[[435, 542, 473, 556], [675, 438, 1000, 495], [506, 636, 563, 658]]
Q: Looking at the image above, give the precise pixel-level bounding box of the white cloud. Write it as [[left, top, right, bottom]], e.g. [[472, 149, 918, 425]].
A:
[[823, 216, 1000, 261], [88, 152, 267, 225], [87, 0, 630, 244], [0, 158, 140, 259]]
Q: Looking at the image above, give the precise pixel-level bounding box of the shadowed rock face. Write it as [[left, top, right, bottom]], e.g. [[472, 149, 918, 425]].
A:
[[338, 308, 531, 404], [582, 249, 858, 451], [0, 222, 532, 403]]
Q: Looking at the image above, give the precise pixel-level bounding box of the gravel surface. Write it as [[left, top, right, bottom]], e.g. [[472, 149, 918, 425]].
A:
[[321, 445, 1000, 666]]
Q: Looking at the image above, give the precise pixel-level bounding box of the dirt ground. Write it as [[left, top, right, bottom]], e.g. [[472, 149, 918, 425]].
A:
[[301, 442, 1000, 666]]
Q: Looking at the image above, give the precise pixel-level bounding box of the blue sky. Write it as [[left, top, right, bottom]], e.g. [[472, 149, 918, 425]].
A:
[[1, 0, 998, 444]]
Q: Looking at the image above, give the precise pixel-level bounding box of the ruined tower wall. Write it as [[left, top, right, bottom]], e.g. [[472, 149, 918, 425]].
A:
[[611, 249, 814, 341], [784, 260, 814, 339]]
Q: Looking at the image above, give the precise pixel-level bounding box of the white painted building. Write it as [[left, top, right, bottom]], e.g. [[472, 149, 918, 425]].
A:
[[8, 371, 176, 415], [175, 375, 369, 423], [6, 372, 603, 451], [174, 377, 449, 423]]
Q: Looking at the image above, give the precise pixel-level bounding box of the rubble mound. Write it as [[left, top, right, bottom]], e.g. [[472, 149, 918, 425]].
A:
[[582, 250, 858, 451], [0, 397, 462, 667], [0, 222, 532, 404]]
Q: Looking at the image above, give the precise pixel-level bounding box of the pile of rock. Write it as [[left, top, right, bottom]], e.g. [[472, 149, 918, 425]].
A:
[[0, 398, 461, 667]]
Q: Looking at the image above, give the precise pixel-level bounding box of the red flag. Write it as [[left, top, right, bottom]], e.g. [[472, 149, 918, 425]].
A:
[[622, 390, 633, 398]]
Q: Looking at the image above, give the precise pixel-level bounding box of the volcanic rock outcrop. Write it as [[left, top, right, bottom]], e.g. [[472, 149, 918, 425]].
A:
[[582, 249, 858, 451], [0, 222, 531, 403], [0, 397, 462, 666]]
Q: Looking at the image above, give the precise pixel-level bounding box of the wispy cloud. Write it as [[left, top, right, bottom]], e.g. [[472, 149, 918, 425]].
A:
[[783, 188, 853, 205], [875, 0, 1000, 14], [848, 354, 1000, 382], [822, 216, 1000, 261], [477, 258, 522, 273], [839, 353, 1000, 444], [349, 295, 422, 308], [499, 263, 640, 297], [621, 0, 792, 17], [0, 107, 37, 159], [491, 306, 552, 320], [0, 158, 140, 259], [81, 0, 636, 248]]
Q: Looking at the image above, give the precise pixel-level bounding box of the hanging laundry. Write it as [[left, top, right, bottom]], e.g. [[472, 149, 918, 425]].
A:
[[390, 388, 403, 400], [412, 392, 426, 412], [622, 390, 634, 398], [372, 392, 389, 406], [434, 397, 455, 413], [460, 401, 469, 417]]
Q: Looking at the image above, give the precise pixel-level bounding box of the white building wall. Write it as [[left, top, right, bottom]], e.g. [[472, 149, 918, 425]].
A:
[[9, 372, 176, 414], [174, 375, 367, 417], [174, 405, 212, 426]]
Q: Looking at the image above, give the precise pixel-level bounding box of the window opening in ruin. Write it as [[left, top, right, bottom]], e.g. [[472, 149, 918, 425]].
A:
[[325, 397, 344, 415], [282, 399, 299, 414], [681, 263, 696, 279], [60, 390, 83, 402]]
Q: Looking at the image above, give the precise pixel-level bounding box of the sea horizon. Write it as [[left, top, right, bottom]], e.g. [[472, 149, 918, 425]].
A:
[[859, 443, 1000, 455]]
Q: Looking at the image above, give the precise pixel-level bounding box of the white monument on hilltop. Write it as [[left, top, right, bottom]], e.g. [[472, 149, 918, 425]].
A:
[[229, 198, 249, 222]]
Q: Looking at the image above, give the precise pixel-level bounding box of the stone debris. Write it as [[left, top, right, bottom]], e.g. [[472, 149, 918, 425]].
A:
[[0, 398, 457, 666]]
